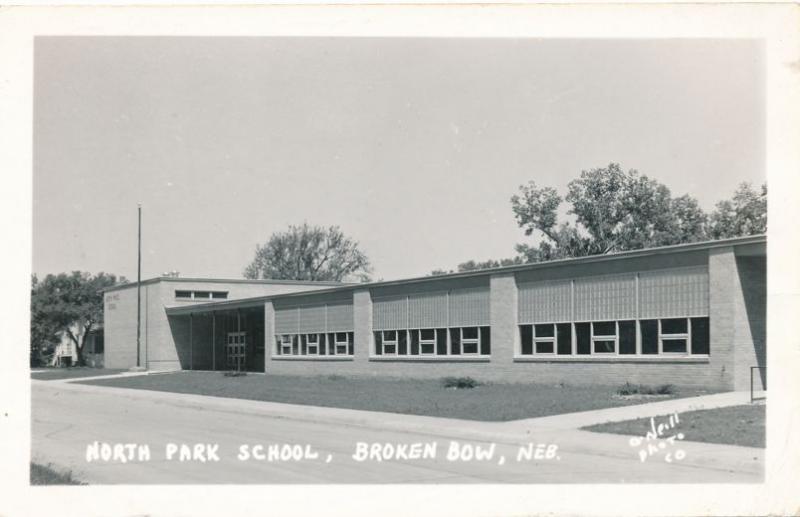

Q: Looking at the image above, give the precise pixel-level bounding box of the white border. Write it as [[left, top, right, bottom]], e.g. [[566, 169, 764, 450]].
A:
[[1, 4, 798, 517]]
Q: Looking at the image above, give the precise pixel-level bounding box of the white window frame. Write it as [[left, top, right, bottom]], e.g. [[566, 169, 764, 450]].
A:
[[460, 327, 480, 355], [418, 328, 436, 356], [533, 323, 556, 355], [279, 334, 294, 355], [659, 318, 690, 355], [334, 332, 350, 356], [381, 330, 399, 356], [305, 333, 320, 355], [591, 321, 618, 355]]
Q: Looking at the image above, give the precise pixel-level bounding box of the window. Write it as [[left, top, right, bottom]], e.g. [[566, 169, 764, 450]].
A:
[[279, 335, 293, 355], [334, 332, 350, 355], [619, 320, 637, 355], [690, 317, 710, 355], [461, 327, 480, 355], [641, 320, 659, 354], [381, 330, 398, 355], [660, 318, 688, 354], [592, 321, 617, 354], [534, 324, 555, 354], [419, 329, 436, 355], [175, 290, 228, 300], [556, 323, 572, 355], [305, 334, 319, 355], [576, 323, 591, 355]]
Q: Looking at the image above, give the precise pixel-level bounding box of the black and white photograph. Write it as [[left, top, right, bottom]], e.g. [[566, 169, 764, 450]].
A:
[[1, 4, 798, 517]]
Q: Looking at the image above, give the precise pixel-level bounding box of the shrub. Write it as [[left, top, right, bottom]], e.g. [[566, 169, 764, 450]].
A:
[[442, 376, 481, 389], [617, 382, 674, 396]]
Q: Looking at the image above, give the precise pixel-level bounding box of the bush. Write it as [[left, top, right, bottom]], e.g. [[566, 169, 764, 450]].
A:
[[442, 376, 481, 389], [617, 382, 674, 396]]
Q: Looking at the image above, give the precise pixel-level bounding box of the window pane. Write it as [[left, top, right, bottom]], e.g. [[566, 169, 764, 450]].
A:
[[462, 327, 479, 340], [691, 317, 710, 355], [557, 323, 572, 355], [619, 320, 637, 355], [398, 330, 408, 355], [520, 325, 533, 355], [593, 321, 616, 336], [661, 318, 688, 334], [536, 341, 554, 354], [420, 329, 435, 341], [576, 323, 591, 354], [450, 328, 461, 355], [374, 332, 382, 355], [410, 330, 420, 355], [384, 330, 396, 341], [336, 332, 348, 342], [175, 290, 192, 298], [211, 291, 228, 299], [194, 291, 211, 299], [662, 338, 687, 353], [534, 324, 554, 338], [436, 329, 448, 355], [307, 334, 318, 344], [463, 342, 478, 354], [384, 344, 396, 354], [420, 343, 434, 354], [593, 340, 615, 353], [480, 327, 491, 355], [348, 333, 354, 355], [641, 320, 659, 354]]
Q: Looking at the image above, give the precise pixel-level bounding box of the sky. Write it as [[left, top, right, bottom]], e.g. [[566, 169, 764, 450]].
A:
[[32, 37, 765, 282]]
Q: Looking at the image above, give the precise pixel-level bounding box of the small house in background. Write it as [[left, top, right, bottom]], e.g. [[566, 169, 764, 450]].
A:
[[50, 325, 104, 368]]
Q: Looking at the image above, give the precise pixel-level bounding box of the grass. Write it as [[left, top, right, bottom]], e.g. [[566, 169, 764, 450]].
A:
[[31, 367, 124, 381], [82, 371, 714, 422], [30, 462, 83, 485], [583, 404, 766, 448]]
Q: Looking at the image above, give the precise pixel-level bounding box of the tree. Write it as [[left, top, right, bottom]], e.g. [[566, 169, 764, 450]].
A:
[[31, 272, 125, 366], [511, 163, 709, 262], [707, 182, 767, 239], [433, 164, 766, 274], [244, 224, 372, 282]]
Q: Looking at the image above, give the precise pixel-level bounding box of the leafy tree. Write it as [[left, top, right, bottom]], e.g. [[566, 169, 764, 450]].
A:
[[432, 164, 765, 274], [31, 272, 125, 366], [431, 257, 525, 276], [512, 163, 708, 262], [244, 224, 372, 282], [707, 182, 767, 239]]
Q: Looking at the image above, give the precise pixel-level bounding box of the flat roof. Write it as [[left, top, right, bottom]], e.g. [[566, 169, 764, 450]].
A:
[[103, 276, 349, 293], [165, 234, 765, 316]]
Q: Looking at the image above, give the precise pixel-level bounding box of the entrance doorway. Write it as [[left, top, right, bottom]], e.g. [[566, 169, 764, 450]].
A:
[[226, 331, 247, 372]]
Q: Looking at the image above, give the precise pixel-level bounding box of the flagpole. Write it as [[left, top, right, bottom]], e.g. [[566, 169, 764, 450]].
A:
[[136, 203, 142, 368]]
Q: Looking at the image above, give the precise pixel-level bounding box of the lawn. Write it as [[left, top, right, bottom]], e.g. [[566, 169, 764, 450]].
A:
[[82, 371, 714, 422], [583, 404, 765, 448], [31, 367, 124, 381], [30, 463, 83, 485]]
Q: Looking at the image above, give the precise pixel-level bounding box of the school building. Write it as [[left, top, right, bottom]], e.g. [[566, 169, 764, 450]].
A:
[[102, 234, 766, 391]]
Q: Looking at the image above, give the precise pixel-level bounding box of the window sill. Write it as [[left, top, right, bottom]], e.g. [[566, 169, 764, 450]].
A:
[[271, 356, 354, 361], [513, 356, 710, 364], [369, 356, 491, 363]]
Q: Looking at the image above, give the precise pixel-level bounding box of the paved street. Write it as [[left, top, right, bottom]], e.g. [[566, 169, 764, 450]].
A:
[[32, 380, 763, 484]]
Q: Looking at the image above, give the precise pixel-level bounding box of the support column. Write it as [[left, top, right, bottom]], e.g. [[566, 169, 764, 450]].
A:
[[212, 312, 216, 371], [490, 273, 518, 364], [709, 247, 738, 390], [264, 301, 275, 372], [353, 289, 372, 364], [189, 313, 194, 371]]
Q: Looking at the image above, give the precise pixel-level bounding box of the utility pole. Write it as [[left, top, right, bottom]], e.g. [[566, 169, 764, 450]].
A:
[[136, 203, 142, 368]]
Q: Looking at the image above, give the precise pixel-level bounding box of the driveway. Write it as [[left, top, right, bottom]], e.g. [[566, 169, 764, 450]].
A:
[[31, 380, 763, 484]]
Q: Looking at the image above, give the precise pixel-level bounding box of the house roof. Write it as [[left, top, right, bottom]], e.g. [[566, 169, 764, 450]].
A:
[[164, 234, 766, 316]]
